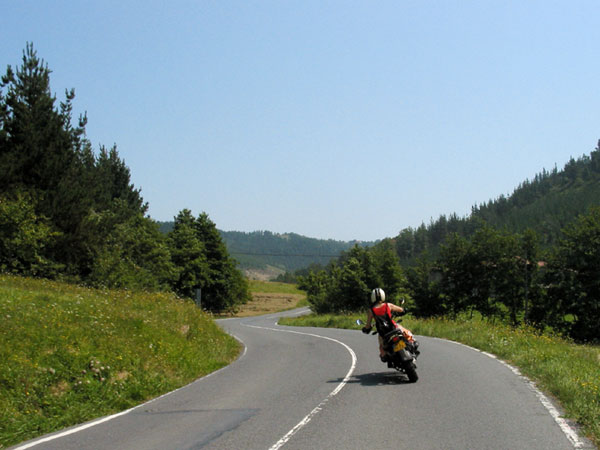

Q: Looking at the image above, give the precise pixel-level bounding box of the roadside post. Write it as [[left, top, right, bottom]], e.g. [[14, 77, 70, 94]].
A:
[[195, 288, 202, 309]]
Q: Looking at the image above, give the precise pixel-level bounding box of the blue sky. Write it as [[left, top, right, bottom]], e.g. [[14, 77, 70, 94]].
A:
[[2, 1, 599, 241]]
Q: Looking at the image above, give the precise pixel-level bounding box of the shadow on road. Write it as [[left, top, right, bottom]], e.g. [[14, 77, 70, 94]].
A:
[[329, 371, 413, 386]]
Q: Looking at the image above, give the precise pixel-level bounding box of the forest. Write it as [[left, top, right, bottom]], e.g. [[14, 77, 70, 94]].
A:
[[0, 44, 250, 312], [393, 149, 600, 263], [298, 150, 600, 342]]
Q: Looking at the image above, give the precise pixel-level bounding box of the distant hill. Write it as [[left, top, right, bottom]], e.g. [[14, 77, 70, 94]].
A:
[[391, 141, 600, 263], [156, 223, 375, 278]]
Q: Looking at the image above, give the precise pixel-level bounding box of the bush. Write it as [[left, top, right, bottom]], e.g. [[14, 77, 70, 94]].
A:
[[0, 191, 62, 277]]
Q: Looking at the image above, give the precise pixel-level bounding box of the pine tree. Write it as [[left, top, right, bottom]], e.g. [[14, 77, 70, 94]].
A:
[[168, 209, 209, 298], [0, 43, 83, 199], [194, 212, 250, 311], [0, 44, 150, 280], [167, 210, 250, 311]]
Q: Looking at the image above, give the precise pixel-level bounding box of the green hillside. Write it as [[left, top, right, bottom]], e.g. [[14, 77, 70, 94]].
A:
[[0, 275, 240, 448], [393, 143, 600, 263], [221, 231, 374, 272]]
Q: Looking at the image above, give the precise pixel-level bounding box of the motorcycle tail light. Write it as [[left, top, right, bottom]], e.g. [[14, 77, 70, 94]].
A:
[[391, 336, 400, 343]]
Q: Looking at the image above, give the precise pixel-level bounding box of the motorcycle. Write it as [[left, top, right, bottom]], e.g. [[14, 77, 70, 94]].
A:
[[357, 303, 419, 383]]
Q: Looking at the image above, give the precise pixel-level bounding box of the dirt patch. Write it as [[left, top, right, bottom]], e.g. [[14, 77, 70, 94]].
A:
[[113, 371, 130, 382]]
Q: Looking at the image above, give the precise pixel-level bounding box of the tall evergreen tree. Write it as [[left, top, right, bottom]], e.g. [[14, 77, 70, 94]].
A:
[[0, 44, 149, 279], [194, 212, 250, 311], [168, 209, 209, 299], [167, 210, 250, 311]]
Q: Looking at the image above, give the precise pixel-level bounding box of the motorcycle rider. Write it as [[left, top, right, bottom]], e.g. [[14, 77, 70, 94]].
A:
[[362, 288, 419, 365]]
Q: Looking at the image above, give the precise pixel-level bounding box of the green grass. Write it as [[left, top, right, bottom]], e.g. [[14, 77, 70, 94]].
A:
[[0, 275, 241, 449], [280, 313, 600, 448]]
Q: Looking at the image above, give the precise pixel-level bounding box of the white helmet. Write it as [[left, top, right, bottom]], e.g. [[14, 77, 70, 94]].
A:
[[370, 288, 385, 305]]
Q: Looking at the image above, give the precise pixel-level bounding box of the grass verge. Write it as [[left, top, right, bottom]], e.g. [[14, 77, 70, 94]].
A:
[[0, 275, 241, 449], [280, 313, 600, 448]]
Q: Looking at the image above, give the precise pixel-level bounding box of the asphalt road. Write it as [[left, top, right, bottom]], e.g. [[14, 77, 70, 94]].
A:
[[13, 308, 593, 450]]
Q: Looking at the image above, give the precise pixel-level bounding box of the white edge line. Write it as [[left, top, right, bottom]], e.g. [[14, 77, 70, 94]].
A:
[[13, 333, 248, 450], [243, 323, 357, 450], [433, 337, 585, 449]]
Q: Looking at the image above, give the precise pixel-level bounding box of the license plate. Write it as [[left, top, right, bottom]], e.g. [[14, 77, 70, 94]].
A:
[[393, 340, 406, 352]]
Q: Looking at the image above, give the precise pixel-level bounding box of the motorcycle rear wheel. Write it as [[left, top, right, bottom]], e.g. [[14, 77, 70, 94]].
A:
[[404, 361, 418, 383]]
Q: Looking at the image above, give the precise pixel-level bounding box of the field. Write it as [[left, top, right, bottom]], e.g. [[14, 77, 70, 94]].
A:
[[220, 280, 307, 317]]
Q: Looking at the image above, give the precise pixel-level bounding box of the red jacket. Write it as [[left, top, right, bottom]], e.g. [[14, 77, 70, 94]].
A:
[[371, 303, 397, 327]]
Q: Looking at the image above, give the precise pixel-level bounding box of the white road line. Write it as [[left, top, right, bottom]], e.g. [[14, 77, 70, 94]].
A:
[[243, 323, 357, 450], [434, 337, 585, 449]]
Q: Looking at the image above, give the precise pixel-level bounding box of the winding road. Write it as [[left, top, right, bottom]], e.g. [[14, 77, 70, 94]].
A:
[[13, 308, 593, 449]]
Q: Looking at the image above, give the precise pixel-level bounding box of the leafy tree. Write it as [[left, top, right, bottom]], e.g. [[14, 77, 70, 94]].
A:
[[298, 243, 410, 313], [341, 245, 381, 291], [545, 207, 600, 342], [469, 225, 519, 321], [520, 229, 542, 324], [407, 255, 445, 317], [298, 268, 332, 314], [438, 233, 475, 317], [85, 205, 175, 290], [326, 257, 369, 312], [274, 271, 298, 283], [371, 239, 411, 302], [0, 190, 61, 276]]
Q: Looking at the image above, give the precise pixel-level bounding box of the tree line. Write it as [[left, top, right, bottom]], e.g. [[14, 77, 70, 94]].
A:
[[300, 210, 600, 342], [156, 225, 372, 274], [0, 44, 250, 311]]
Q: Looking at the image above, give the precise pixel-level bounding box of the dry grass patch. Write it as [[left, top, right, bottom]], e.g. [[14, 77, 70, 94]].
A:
[[216, 280, 307, 317], [49, 381, 70, 397], [228, 292, 305, 317]]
